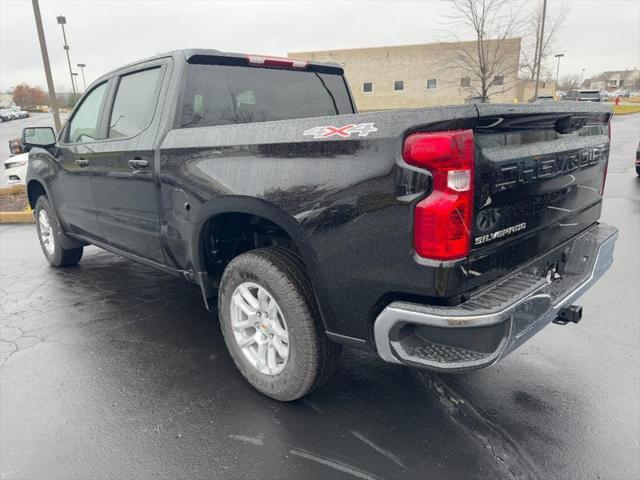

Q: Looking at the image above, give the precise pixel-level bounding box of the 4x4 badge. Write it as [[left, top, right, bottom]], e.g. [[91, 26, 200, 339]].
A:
[[303, 123, 378, 139]]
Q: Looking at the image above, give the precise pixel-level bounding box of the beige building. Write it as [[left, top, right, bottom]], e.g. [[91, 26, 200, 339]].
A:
[[516, 80, 557, 101], [289, 39, 522, 111]]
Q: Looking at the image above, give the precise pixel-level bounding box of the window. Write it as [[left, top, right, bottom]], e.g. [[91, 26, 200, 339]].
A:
[[67, 82, 107, 143], [460, 77, 471, 88], [109, 68, 162, 138], [493, 76, 504, 86], [181, 64, 353, 128], [427, 79, 437, 89], [394, 80, 404, 91], [362, 82, 373, 93], [608, 80, 617, 86]]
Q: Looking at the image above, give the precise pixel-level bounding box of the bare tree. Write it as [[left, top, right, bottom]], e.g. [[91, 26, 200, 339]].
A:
[[443, 0, 522, 102], [520, 2, 569, 81], [558, 74, 580, 92]]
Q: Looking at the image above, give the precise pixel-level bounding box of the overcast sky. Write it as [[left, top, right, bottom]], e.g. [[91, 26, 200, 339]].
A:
[[1, 0, 639, 93]]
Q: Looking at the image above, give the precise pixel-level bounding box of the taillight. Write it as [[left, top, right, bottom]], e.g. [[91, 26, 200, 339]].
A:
[[403, 129, 475, 261], [246, 55, 308, 69]]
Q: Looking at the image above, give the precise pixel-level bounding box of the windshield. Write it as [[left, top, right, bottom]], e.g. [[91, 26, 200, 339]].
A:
[[181, 64, 354, 128]]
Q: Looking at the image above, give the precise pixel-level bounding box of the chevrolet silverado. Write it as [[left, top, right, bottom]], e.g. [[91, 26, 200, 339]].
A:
[[21, 49, 617, 400]]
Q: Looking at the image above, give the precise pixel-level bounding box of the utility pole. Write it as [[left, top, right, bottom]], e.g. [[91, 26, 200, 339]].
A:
[[77, 63, 87, 91], [56, 15, 76, 97], [31, 0, 61, 132], [555, 53, 564, 84], [533, 0, 548, 99]]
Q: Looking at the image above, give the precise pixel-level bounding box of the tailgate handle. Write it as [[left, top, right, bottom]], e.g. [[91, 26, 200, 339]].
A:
[[75, 159, 89, 168], [128, 158, 149, 169]]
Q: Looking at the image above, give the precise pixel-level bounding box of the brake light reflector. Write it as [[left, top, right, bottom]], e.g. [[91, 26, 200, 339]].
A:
[[246, 55, 308, 69], [403, 130, 475, 261]]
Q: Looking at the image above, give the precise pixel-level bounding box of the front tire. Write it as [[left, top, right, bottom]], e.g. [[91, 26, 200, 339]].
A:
[[218, 247, 340, 401], [636, 165, 640, 176], [34, 196, 83, 267]]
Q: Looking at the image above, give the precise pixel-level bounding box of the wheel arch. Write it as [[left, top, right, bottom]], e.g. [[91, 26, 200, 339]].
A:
[[27, 179, 49, 209], [27, 178, 85, 250], [191, 196, 335, 330]]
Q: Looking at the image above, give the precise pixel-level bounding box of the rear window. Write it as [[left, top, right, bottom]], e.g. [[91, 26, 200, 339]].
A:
[[580, 91, 600, 99], [181, 65, 354, 128]]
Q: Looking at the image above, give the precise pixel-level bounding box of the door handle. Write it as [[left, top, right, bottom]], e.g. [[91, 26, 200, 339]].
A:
[[75, 159, 89, 168], [128, 158, 149, 169]]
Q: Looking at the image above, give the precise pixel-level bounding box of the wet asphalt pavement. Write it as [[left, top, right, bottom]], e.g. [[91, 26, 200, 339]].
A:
[[1, 114, 639, 480]]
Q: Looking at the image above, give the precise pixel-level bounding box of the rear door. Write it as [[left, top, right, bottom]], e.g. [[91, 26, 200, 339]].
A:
[[469, 103, 611, 285], [88, 60, 169, 264]]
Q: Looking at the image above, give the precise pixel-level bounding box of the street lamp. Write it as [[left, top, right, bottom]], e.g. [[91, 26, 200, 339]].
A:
[[77, 63, 87, 91], [56, 15, 76, 96]]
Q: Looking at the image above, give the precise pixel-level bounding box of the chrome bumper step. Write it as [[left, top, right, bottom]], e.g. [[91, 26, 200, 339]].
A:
[[374, 223, 619, 371]]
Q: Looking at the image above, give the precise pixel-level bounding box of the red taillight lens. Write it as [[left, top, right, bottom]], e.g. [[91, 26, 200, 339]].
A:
[[403, 130, 475, 261], [246, 55, 308, 69]]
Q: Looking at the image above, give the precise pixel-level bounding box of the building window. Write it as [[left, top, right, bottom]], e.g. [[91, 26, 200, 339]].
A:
[[460, 77, 471, 88], [608, 80, 617, 86], [493, 76, 504, 86], [427, 79, 437, 89], [394, 80, 404, 91], [362, 82, 373, 93]]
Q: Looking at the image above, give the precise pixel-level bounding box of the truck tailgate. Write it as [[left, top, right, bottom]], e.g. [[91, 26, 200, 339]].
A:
[[469, 102, 612, 287]]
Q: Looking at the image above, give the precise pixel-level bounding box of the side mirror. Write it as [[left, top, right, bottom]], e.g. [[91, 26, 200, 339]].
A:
[[22, 127, 56, 149]]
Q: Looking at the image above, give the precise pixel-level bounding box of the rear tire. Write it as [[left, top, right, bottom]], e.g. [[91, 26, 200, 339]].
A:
[[34, 196, 83, 267], [218, 247, 341, 401]]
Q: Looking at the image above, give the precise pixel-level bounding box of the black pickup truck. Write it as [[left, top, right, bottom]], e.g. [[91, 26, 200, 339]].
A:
[[21, 49, 617, 401]]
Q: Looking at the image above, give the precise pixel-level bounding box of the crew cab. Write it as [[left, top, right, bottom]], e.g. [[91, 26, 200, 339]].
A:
[[22, 49, 617, 401]]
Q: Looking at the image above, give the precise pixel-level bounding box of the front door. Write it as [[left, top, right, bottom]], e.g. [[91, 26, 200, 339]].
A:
[[50, 81, 109, 239], [89, 63, 167, 264]]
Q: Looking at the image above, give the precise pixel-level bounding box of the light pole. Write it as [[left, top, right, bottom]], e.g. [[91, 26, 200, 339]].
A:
[[533, 0, 548, 99], [31, 0, 61, 131], [72, 72, 80, 95], [77, 63, 87, 91], [56, 15, 76, 97]]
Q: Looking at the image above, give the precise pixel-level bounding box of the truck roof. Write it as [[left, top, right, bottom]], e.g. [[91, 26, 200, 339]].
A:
[[92, 48, 342, 85]]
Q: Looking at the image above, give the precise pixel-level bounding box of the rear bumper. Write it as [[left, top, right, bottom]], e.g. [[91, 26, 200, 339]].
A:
[[374, 223, 618, 371]]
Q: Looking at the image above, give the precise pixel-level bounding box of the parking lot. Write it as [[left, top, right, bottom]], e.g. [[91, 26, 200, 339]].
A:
[[0, 114, 638, 480], [0, 112, 66, 188]]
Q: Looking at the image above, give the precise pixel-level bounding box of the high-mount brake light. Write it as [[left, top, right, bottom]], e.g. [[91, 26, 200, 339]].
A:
[[246, 55, 309, 69], [403, 129, 475, 261]]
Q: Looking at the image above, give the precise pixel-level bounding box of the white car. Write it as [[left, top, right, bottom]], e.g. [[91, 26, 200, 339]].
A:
[[3, 152, 29, 185]]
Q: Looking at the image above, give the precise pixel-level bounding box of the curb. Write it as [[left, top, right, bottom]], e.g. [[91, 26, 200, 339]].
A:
[[0, 209, 35, 224]]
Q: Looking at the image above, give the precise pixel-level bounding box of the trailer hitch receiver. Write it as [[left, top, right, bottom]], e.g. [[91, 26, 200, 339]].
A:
[[553, 305, 583, 325]]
